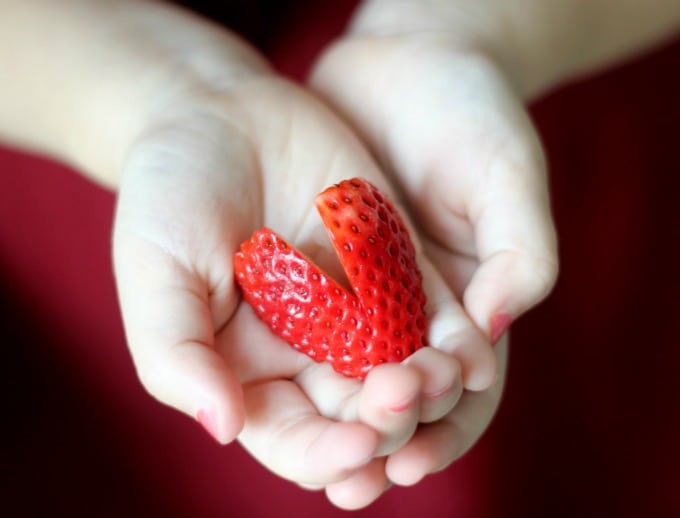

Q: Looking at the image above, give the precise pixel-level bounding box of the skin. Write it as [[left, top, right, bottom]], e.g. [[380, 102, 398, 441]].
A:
[[1, 0, 678, 511]]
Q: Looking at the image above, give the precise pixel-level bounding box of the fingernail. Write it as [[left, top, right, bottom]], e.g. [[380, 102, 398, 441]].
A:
[[196, 408, 220, 443], [389, 398, 415, 413], [424, 382, 452, 399], [490, 313, 512, 346]]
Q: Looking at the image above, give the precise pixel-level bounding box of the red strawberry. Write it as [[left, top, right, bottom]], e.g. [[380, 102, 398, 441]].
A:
[[234, 178, 427, 379]]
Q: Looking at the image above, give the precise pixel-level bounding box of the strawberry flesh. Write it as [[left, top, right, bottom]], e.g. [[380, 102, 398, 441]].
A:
[[234, 178, 427, 379]]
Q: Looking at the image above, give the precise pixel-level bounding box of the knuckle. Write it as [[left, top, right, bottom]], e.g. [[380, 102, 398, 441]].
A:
[[526, 253, 559, 301], [135, 359, 167, 400]]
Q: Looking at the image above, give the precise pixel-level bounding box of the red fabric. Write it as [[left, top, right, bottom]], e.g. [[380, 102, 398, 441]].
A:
[[1, 3, 678, 516]]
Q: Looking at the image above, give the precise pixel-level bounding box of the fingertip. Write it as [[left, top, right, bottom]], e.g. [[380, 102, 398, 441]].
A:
[[320, 421, 380, 472], [403, 347, 463, 423], [137, 341, 245, 444], [463, 250, 558, 342], [424, 290, 497, 391], [385, 437, 435, 487], [387, 463, 427, 487], [490, 312, 512, 346], [362, 363, 421, 412], [385, 421, 463, 487], [359, 364, 421, 456], [195, 395, 245, 446], [436, 330, 497, 392], [462, 346, 498, 392], [325, 459, 390, 511], [198, 371, 246, 445], [404, 346, 461, 397]]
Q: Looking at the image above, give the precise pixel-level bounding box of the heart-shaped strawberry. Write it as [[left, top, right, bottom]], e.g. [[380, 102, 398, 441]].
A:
[[234, 178, 427, 379]]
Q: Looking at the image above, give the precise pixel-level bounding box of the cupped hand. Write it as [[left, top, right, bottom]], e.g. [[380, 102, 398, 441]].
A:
[[309, 0, 559, 507]]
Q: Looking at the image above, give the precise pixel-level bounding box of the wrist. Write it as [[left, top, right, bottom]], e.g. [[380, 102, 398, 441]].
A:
[[344, 0, 538, 100], [348, 0, 680, 101], [62, 1, 273, 189], [0, 0, 270, 189]]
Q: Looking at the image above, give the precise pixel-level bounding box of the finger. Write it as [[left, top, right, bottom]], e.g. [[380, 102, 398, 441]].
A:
[[463, 153, 559, 341], [325, 458, 390, 511], [411, 125, 558, 347], [113, 121, 260, 444], [420, 256, 497, 391], [356, 363, 421, 456], [114, 236, 245, 444], [402, 346, 463, 423], [386, 339, 508, 486], [238, 379, 379, 485], [297, 362, 422, 457]]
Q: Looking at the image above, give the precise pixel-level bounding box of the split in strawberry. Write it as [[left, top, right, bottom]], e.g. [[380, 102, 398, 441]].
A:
[[233, 178, 428, 379]]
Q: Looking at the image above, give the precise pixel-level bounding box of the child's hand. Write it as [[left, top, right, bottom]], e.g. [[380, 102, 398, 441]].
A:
[[309, 0, 559, 506]]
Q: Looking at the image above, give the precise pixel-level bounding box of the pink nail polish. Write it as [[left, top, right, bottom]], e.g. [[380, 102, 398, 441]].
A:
[[425, 383, 453, 399], [490, 313, 512, 346], [389, 398, 415, 413], [196, 408, 220, 443]]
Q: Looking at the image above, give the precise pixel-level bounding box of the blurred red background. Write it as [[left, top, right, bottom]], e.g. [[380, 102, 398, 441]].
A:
[[1, 2, 678, 516]]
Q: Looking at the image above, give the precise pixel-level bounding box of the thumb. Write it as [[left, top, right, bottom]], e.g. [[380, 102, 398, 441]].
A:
[[462, 137, 559, 343], [310, 38, 558, 344], [114, 228, 245, 445], [111, 121, 260, 444]]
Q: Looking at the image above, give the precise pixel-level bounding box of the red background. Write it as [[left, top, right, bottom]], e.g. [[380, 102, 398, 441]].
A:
[[1, 2, 678, 516]]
